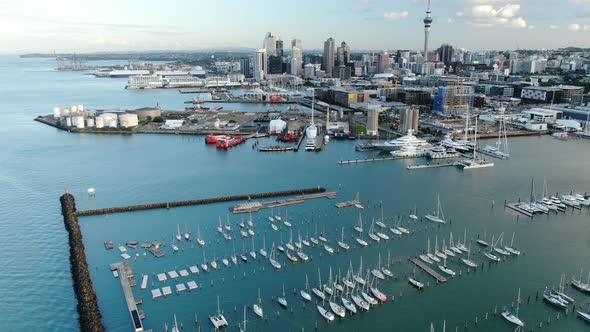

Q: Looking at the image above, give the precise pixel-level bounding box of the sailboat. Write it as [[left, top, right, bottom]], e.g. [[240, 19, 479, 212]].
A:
[[224, 216, 232, 232], [217, 217, 223, 233], [409, 205, 418, 221], [249, 236, 256, 260], [572, 269, 590, 294], [319, 225, 328, 243], [240, 228, 248, 238], [477, 229, 489, 247], [353, 257, 367, 285], [456, 229, 469, 252], [295, 231, 302, 249], [438, 255, 456, 277], [286, 229, 295, 251], [449, 233, 462, 254], [458, 116, 495, 170], [425, 194, 446, 224], [176, 224, 182, 242], [260, 235, 268, 258], [371, 254, 386, 280], [350, 282, 370, 311], [268, 207, 275, 222], [278, 284, 288, 308], [338, 227, 350, 250], [269, 243, 282, 270], [341, 287, 357, 314], [481, 106, 510, 159], [240, 241, 248, 263], [354, 211, 363, 233], [408, 267, 424, 290], [301, 274, 312, 301], [253, 288, 264, 318], [201, 251, 209, 272], [296, 234, 309, 261], [209, 296, 229, 329], [376, 203, 387, 228], [493, 233, 511, 256], [171, 235, 179, 253], [184, 224, 190, 241], [555, 274, 575, 303], [277, 232, 285, 253], [317, 300, 335, 322], [370, 278, 388, 303], [435, 236, 447, 260], [461, 242, 478, 268], [368, 219, 380, 242], [324, 243, 335, 255], [239, 305, 247, 332], [324, 267, 334, 296], [210, 251, 218, 270], [196, 225, 205, 247], [360, 271, 378, 306], [312, 268, 326, 300], [484, 236, 501, 262], [231, 243, 238, 265], [283, 209, 292, 227], [171, 314, 179, 332], [504, 232, 521, 255], [342, 263, 356, 289], [381, 251, 394, 278], [328, 283, 346, 318], [247, 212, 254, 227], [426, 238, 440, 263]]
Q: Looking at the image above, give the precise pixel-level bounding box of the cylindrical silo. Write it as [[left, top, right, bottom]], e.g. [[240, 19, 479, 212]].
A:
[[86, 118, 95, 127], [119, 114, 139, 128], [62, 108, 70, 117], [95, 116, 104, 128], [53, 107, 61, 118], [70, 105, 78, 114], [77, 104, 84, 112], [65, 117, 72, 127]]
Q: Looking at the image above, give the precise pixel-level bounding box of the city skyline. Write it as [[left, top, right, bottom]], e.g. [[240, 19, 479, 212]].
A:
[[1, 0, 590, 54]]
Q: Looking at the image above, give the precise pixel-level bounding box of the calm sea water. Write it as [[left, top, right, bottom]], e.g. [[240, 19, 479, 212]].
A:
[[1, 55, 589, 331]]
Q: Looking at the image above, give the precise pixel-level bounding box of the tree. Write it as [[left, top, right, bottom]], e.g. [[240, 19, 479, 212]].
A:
[[153, 116, 164, 123]]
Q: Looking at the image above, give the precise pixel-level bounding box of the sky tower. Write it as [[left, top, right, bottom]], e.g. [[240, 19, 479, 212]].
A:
[[423, 0, 433, 63]]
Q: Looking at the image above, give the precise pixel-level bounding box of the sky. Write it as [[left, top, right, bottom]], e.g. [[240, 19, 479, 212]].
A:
[[1, 0, 589, 54]]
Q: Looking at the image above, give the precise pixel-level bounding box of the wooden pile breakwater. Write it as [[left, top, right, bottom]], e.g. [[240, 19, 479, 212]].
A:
[[76, 187, 326, 216], [60, 193, 105, 332]]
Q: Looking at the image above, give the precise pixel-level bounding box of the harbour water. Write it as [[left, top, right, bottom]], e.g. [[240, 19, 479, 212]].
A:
[[1, 55, 590, 331]]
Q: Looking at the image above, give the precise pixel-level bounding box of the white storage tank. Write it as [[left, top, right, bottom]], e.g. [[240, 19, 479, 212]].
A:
[[71, 105, 78, 114], [72, 116, 85, 128], [53, 107, 61, 118], [119, 113, 139, 128], [95, 116, 104, 128], [77, 104, 84, 112], [65, 117, 72, 127], [62, 108, 71, 117], [86, 117, 95, 127], [101, 113, 118, 128]]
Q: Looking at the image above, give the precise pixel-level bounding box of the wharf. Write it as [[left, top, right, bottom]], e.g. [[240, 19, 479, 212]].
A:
[[408, 257, 447, 283], [112, 262, 144, 332], [504, 203, 534, 217], [338, 156, 418, 164], [406, 162, 456, 170], [294, 130, 306, 152], [76, 187, 326, 216], [230, 191, 337, 213]]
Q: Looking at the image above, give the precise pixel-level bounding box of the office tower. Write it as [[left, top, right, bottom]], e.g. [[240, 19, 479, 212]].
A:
[[323, 37, 336, 76], [268, 55, 283, 74], [240, 57, 251, 77], [377, 51, 390, 73], [291, 39, 303, 76], [400, 108, 420, 133], [423, 0, 433, 63], [439, 43, 454, 65], [254, 49, 267, 81], [336, 41, 350, 66], [263, 32, 277, 56], [276, 39, 284, 57]]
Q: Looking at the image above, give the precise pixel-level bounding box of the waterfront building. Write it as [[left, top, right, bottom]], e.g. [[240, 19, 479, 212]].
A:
[[400, 108, 420, 133], [520, 86, 584, 104], [323, 37, 336, 76], [433, 85, 475, 114], [366, 107, 380, 136]]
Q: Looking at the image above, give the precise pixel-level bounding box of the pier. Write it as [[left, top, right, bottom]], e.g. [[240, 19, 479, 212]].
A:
[[294, 130, 306, 152], [504, 202, 534, 217], [338, 157, 398, 165], [112, 262, 144, 332], [406, 162, 457, 170], [230, 191, 337, 213], [76, 187, 326, 217], [408, 257, 448, 283]]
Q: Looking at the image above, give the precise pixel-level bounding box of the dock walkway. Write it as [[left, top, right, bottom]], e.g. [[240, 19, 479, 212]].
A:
[[408, 257, 447, 283], [113, 262, 144, 332], [504, 203, 533, 217], [406, 162, 457, 170]]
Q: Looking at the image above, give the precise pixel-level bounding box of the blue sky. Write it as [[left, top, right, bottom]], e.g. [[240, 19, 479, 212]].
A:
[[1, 0, 589, 53]]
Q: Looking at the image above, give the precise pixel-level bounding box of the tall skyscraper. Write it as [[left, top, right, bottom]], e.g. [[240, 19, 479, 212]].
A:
[[276, 39, 284, 57], [240, 57, 251, 77], [439, 43, 454, 65], [377, 51, 390, 73], [254, 49, 267, 81], [423, 0, 433, 63], [291, 38, 303, 76], [336, 41, 350, 66], [263, 32, 277, 56], [323, 37, 336, 76]]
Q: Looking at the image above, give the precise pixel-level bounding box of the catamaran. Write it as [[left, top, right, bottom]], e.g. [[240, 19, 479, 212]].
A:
[[209, 296, 229, 329], [502, 288, 524, 327], [301, 274, 312, 301], [425, 194, 446, 224], [253, 288, 264, 318]]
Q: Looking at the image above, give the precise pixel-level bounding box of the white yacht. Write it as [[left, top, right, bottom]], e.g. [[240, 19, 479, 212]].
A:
[[390, 144, 428, 158], [374, 129, 430, 151], [441, 134, 470, 152], [427, 145, 459, 159]]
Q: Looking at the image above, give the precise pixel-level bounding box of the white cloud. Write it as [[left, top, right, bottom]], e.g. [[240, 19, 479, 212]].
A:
[[569, 0, 590, 4], [499, 4, 521, 18], [511, 17, 528, 28], [465, 3, 527, 28], [383, 11, 409, 20], [569, 23, 582, 31]]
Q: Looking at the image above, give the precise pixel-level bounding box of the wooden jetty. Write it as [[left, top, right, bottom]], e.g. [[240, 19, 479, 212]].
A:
[[113, 262, 145, 332], [406, 162, 457, 170], [408, 257, 447, 283], [335, 192, 363, 209], [258, 146, 295, 152], [339, 157, 397, 165], [76, 187, 326, 217]]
